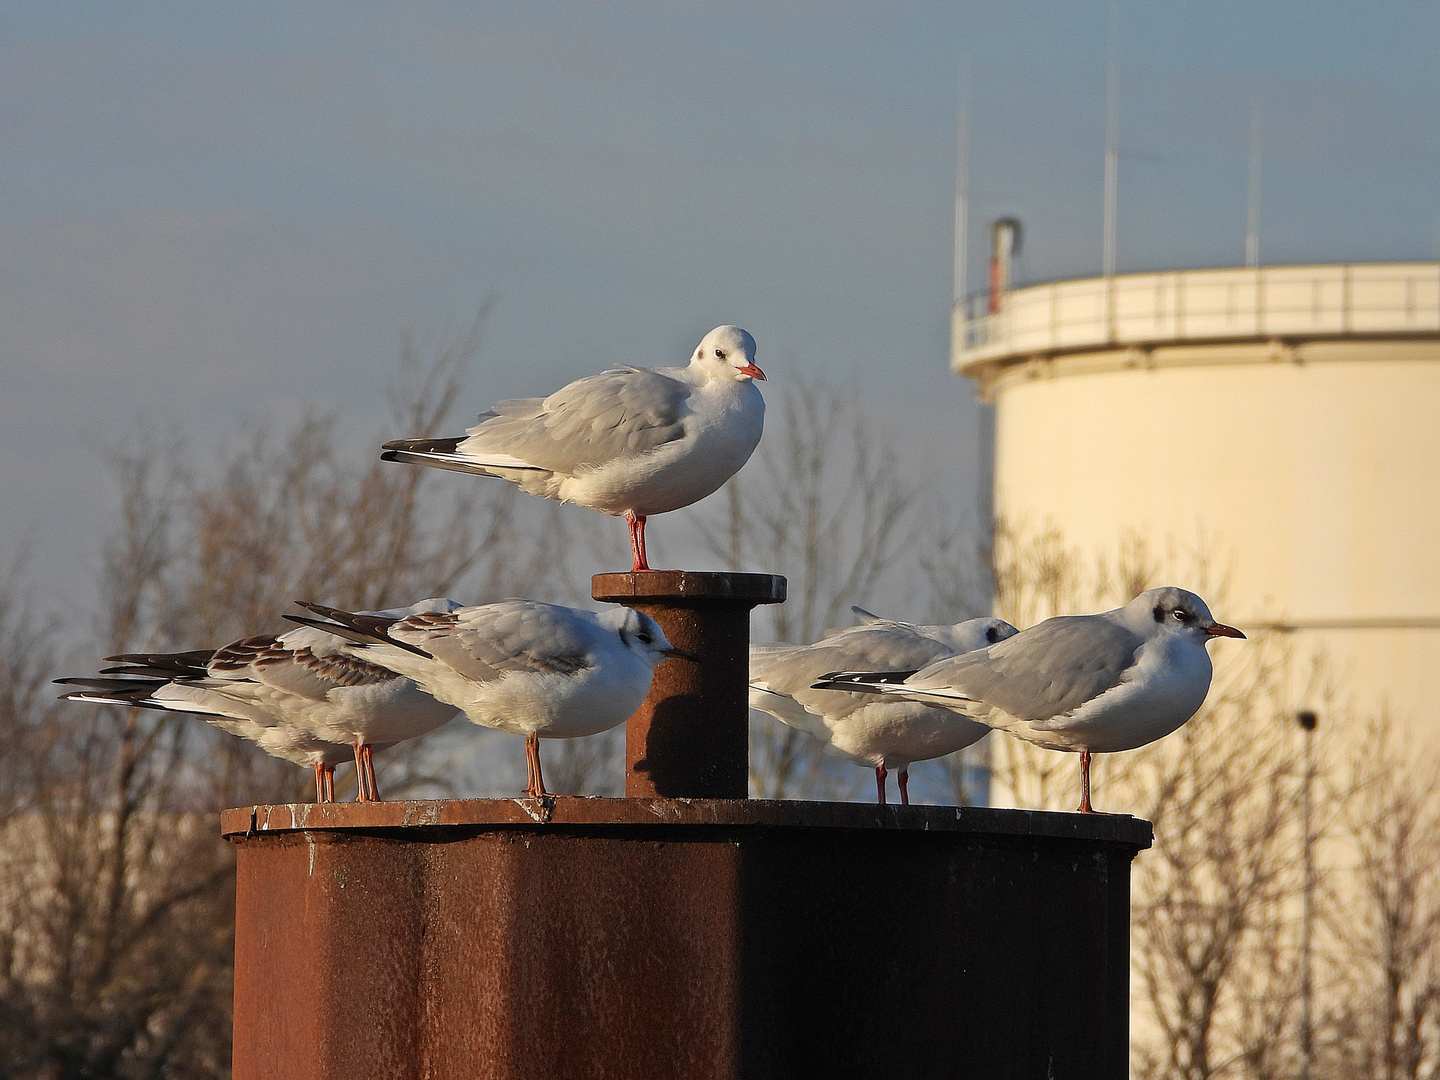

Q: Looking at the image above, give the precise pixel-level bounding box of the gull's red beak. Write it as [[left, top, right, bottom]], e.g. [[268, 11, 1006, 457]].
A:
[[1205, 622, 1246, 639], [738, 363, 766, 381], [662, 646, 701, 662]]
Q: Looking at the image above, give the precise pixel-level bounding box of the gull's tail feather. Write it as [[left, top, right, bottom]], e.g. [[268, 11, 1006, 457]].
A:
[[99, 649, 214, 676], [55, 676, 167, 692], [810, 670, 980, 708], [287, 602, 430, 657], [60, 691, 170, 711], [810, 670, 921, 694], [56, 677, 178, 712], [380, 438, 545, 476]]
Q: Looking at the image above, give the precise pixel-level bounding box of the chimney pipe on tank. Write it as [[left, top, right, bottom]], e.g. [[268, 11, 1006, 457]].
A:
[[988, 217, 1022, 314]]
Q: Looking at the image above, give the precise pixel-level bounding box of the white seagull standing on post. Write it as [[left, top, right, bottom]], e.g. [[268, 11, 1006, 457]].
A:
[[812, 587, 1245, 813], [286, 598, 690, 799], [749, 610, 1018, 805], [380, 325, 766, 572]]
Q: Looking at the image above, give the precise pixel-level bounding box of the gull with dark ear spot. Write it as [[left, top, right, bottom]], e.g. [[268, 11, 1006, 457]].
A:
[[750, 612, 1019, 804], [838, 606, 1018, 652], [812, 587, 1245, 814], [381, 325, 766, 572], [286, 598, 688, 799]]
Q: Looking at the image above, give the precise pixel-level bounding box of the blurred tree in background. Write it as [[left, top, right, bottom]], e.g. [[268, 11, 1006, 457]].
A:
[[0, 312, 572, 1078]]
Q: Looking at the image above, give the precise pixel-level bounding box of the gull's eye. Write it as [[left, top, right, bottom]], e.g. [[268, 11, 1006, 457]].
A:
[[714, 349, 727, 360], [986, 625, 1004, 643], [1173, 609, 1189, 623], [637, 631, 653, 645]]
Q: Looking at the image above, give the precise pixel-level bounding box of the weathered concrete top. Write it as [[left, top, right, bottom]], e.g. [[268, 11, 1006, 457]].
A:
[[221, 796, 1154, 849]]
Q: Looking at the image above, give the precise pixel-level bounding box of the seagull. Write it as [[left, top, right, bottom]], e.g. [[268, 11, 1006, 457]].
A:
[[57, 662, 375, 803], [836, 606, 1017, 653], [55, 598, 462, 802], [285, 598, 688, 798], [380, 325, 766, 572], [750, 610, 1018, 804], [812, 587, 1245, 813]]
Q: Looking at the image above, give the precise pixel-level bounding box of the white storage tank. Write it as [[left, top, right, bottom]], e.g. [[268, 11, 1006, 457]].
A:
[[954, 262, 1440, 734]]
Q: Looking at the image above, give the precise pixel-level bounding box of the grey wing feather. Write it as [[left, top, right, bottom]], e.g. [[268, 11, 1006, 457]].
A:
[[210, 634, 398, 701], [820, 607, 884, 638], [460, 368, 691, 472], [390, 602, 595, 683], [906, 615, 1142, 722], [752, 630, 956, 721]]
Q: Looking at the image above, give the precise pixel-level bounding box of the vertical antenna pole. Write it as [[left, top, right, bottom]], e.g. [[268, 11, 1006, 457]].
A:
[[1246, 96, 1263, 268], [1102, 2, 1120, 281], [955, 58, 971, 309]]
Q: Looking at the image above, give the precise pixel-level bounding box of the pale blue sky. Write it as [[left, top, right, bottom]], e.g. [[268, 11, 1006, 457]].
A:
[[3, 1, 1437, 606]]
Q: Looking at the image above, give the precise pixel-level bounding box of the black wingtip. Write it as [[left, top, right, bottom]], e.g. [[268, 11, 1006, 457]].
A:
[[282, 613, 339, 632], [288, 602, 430, 656], [810, 669, 919, 693], [382, 436, 464, 454]]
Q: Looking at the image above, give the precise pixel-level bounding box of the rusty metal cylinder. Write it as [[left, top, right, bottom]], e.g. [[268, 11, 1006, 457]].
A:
[[225, 800, 1151, 1080], [592, 570, 785, 798]]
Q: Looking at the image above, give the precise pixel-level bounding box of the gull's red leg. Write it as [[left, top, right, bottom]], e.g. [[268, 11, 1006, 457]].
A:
[[352, 741, 372, 801], [524, 732, 551, 799], [898, 768, 911, 806], [322, 765, 335, 803], [360, 743, 380, 802], [1078, 749, 1095, 814], [313, 761, 327, 804], [875, 763, 888, 805], [625, 511, 650, 572]]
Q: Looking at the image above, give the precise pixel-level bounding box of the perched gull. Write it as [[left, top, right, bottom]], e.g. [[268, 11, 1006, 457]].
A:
[[55, 598, 462, 802], [57, 659, 376, 803], [836, 606, 1017, 653], [380, 325, 766, 571], [750, 610, 1018, 804], [813, 587, 1245, 813], [286, 598, 687, 798]]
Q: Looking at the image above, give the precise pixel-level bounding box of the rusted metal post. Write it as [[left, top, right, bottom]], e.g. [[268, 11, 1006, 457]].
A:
[[226, 801, 1151, 1080], [592, 570, 785, 798]]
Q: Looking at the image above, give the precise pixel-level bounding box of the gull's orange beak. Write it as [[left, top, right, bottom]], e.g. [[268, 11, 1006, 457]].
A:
[[1205, 622, 1246, 639], [738, 363, 766, 381]]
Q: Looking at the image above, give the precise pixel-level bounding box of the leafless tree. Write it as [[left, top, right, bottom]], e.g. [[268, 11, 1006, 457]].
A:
[[0, 310, 580, 1077], [0, 558, 236, 1077], [1123, 640, 1308, 1080], [1326, 719, 1440, 1080]]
